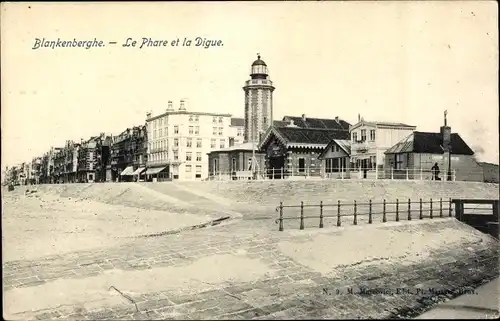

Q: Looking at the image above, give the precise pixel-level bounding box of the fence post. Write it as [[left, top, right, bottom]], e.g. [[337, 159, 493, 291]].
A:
[[430, 198, 433, 219], [406, 168, 409, 180], [439, 198, 443, 218], [369, 200, 373, 224], [337, 200, 341, 226], [391, 167, 394, 180], [449, 198, 452, 217], [383, 199, 387, 223], [281, 167, 284, 179], [396, 199, 399, 221], [319, 201, 324, 228], [453, 170, 456, 181], [353, 200, 357, 225], [420, 168, 423, 180], [408, 198, 411, 220], [300, 201, 304, 230], [419, 198, 423, 219], [278, 202, 284, 231]]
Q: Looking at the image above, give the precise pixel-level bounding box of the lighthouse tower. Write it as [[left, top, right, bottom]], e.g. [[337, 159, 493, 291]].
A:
[[243, 54, 275, 144]]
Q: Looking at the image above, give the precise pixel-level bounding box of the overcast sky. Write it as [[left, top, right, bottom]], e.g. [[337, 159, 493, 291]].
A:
[[1, 1, 498, 168]]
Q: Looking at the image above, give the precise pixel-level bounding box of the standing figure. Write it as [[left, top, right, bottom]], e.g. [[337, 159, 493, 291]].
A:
[[431, 162, 440, 181]]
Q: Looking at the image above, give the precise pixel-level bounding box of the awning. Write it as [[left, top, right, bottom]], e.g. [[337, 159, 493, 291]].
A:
[[132, 167, 146, 175], [145, 166, 167, 175], [120, 166, 135, 176]]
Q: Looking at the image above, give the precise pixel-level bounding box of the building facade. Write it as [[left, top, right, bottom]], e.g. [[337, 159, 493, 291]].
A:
[[146, 100, 232, 181], [259, 125, 350, 179], [349, 116, 416, 178], [243, 54, 275, 143], [229, 118, 245, 147], [110, 125, 147, 182], [318, 139, 351, 178], [77, 134, 112, 183], [384, 121, 483, 182]]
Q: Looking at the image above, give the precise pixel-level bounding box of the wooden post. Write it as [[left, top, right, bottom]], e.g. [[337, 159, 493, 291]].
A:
[[420, 167, 423, 180], [337, 200, 341, 227], [430, 198, 433, 219], [396, 199, 400, 221], [449, 198, 453, 217], [391, 167, 394, 180], [319, 201, 324, 228], [407, 198, 411, 220], [383, 199, 387, 223], [439, 198, 443, 218], [369, 200, 373, 224], [353, 200, 357, 225], [278, 202, 284, 231], [419, 198, 423, 219], [300, 201, 304, 230], [406, 168, 409, 180]]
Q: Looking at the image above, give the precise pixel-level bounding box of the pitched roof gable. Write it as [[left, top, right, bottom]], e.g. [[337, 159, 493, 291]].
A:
[[385, 131, 474, 155], [259, 126, 350, 150], [230, 118, 245, 127]]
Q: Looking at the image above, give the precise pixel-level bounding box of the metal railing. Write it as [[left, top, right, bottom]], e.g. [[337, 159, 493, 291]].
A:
[[206, 167, 468, 181], [275, 198, 454, 231]]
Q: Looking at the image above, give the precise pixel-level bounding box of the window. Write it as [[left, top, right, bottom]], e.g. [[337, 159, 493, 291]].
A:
[[186, 152, 192, 161], [213, 117, 217, 123], [298, 158, 305, 173], [361, 129, 366, 142], [186, 165, 192, 172], [196, 152, 202, 162], [370, 156, 377, 170], [153, 130, 157, 139], [174, 138, 179, 147], [159, 129, 162, 137], [218, 127, 223, 136], [352, 132, 358, 142], [213, 159, 218, 173], [159, 118, 163, 126], [211, 139, 216, 148], [263, 117, 267, 125], [220, 140, 225, 149], [189, 126, 193, 134], [370, 130, 376, 141], [154, 121, 157, 129], [237, 129, 243, 136], [165, 127, 168, 136], [174, 151, 178, 160], [195, 116, 199, 122], [213, 127, 217, 135], [174, 126, 179, 134], [248, 158, 252, 170], [196, 139, 202, 148], [219, 117, 223, 123], [232, 158, 237, 171], [195, 126, 200, 135], [186, 138, 192, 148], [196, 165, 202, 173], [189, 116, 193, 122], [395, 154, 403, 169]]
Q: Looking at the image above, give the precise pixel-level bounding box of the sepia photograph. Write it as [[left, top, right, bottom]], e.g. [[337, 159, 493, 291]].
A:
[[1, 1, 499, 320]]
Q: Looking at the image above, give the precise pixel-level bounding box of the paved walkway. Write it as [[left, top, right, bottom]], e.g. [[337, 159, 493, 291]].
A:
[[415, 277, 499, 319], [3, 218, 499, 320]]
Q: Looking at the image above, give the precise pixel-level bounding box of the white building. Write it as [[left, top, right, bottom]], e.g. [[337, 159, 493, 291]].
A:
[[349, 116, 416, 175], [229, 118, 245, 147], [145, 100, 233, 181]]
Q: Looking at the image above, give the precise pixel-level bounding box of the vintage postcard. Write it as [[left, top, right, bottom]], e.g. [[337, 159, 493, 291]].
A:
[[1, 1, 498, 320]]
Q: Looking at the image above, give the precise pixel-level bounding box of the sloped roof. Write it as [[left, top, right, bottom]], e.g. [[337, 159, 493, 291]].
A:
[[385, 132, 474, 155], [230, 118, 245, 127], [260, 126, 350, 150], [282, 116, 351, 130], [273, 120, 289, 127], [208, 142, 258, 154], [318, 139, 351, 159]]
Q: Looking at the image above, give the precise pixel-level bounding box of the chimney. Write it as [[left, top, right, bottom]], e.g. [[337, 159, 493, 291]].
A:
[[146, 112, 152, 120], [335, 116, 339, 123], [167, 100, 174, 111], [179, 100, 186, 111], [302, 114, 306, 122], [440, 110, 451, 152], [358, 114, 361, 122]]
